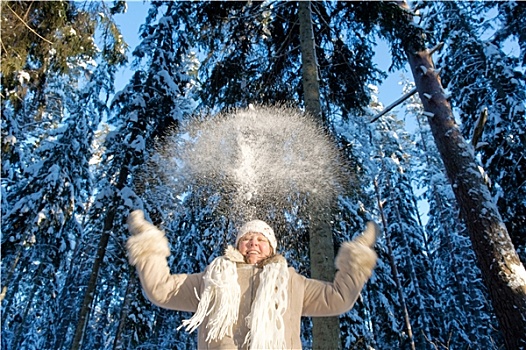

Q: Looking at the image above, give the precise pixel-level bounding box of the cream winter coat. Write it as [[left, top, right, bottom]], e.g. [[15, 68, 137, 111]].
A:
[[126, 215, 378, 350]]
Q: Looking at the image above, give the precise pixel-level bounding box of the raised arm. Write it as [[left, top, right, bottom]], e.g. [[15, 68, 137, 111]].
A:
[[302, 222, 379, 316], [126, 210, 202, 312]]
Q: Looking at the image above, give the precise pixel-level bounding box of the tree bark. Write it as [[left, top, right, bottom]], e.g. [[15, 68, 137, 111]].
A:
[[404, 43, 526, 350], [70, 210, 115, 350], [308, 205, 340, 350], [299, 1, 322, 122], [71, 164, 130, 350], [374, 177, 416, 350], [298, 2, 340, 349], [112, 269, 136, 350]]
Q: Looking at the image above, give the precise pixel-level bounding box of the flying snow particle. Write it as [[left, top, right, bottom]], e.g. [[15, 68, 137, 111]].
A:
[[142, 106, 349, 224]]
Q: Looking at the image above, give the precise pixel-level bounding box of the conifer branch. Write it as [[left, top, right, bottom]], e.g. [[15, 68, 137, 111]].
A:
[[471, 108, 488, 149], [6, 3, 54, 45], [371, 42, 443, 123], [370, 88, 417, 123]]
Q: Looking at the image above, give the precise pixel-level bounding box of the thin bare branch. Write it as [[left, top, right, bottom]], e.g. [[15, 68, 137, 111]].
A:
[[370, 87, 417, 123], [6, 3, 54, 45], [371, 42, 443, 123]]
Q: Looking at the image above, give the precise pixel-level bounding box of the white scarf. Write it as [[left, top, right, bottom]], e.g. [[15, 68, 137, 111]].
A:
[[178, 246, 289, 349]]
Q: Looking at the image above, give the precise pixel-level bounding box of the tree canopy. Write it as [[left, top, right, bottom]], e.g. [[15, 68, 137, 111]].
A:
[[2, 1, 525, 349]]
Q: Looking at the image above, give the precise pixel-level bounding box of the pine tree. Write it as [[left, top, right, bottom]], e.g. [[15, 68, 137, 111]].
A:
[[405, 85, 501, 347], [418, 1, 526, 263], [334, 87, 403, 349], [393, 2, 526, 348], [372, 104, 437, 349], [69, 2, 197, 348], [298, 2, 340, 348], [1, 2, 127, 349]]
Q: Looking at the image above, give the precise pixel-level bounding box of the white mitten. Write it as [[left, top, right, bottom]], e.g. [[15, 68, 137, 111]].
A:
[[126, 210, 170, 266], [127, 210, 158, 235], [335, 222, 379, 276], [352, 221, 379, 249]]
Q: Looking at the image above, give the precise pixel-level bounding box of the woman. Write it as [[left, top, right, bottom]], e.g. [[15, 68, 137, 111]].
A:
[[126, 210, 378, 349]]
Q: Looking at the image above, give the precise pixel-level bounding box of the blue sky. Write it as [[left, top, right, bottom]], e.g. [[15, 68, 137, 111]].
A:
[[113, 1, 148, 91]]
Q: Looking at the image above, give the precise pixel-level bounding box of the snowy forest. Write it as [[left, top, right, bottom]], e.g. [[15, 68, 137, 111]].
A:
[[1, 1, 526, 349]]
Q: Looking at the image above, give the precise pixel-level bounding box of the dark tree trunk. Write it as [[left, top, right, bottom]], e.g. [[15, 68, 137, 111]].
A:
[[71, 164, 130, 350], [112, 269, 136, 350], [70, 211, 115, 350], [405, 44, 526, 350]]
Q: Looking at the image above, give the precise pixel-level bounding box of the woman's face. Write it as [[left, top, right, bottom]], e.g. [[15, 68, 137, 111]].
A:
[[238, 232, 272, 264]]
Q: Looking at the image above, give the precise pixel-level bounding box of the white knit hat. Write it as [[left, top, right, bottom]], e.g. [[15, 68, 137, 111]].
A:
[[235, 220, 277, 251]]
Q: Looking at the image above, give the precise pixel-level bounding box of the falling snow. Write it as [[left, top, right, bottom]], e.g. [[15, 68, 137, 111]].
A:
[[145, 106, 347, 223]]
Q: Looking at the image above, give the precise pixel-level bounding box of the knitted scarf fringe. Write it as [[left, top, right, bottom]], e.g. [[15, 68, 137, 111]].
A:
[[243, 261, 289, 350], [178, 257, 240, 342], [179, 252, 289, 349]]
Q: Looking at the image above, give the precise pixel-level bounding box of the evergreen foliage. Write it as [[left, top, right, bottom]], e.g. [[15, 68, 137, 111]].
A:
[[417, 0, 526, 263], [1, 1, 524, 349], [405, 87, 501, 347], [1, 2, 127, 349]]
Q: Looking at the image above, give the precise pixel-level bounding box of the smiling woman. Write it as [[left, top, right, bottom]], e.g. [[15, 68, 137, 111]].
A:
[[126, 209, 379, 349], [236, 220, 275, 264]]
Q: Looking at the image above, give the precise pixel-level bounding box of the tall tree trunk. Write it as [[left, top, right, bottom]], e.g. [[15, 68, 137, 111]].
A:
[[52, 247, 86, 350], [374, 178, 416, 350], [298, 2, 340, 349], [112, 269, 136, 350], [71, 165, 130, 350], [298, 1, 322, 123], [400, 7, 526, 347], [70, 211, 115, 350]]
